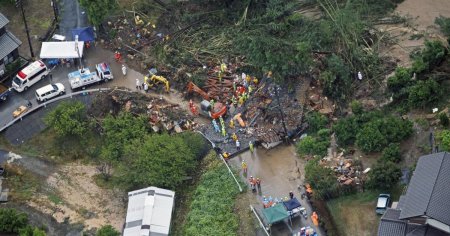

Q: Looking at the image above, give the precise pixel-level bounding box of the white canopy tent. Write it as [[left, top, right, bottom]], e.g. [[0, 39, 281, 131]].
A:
[[40, 41, 84, 59]]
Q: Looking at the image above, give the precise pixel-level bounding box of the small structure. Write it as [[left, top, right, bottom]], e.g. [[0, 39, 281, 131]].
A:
[[39, 41, 84, 59], [123, 186, 175, 236], [0, 13, 22, 76]]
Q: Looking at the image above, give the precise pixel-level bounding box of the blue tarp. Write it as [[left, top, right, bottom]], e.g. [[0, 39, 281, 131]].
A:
[[283, 198, 301, 211], [71, 27, 95, 42]]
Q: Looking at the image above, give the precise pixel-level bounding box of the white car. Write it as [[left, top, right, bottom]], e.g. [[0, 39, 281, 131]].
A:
[[35, 83, 65, 102]]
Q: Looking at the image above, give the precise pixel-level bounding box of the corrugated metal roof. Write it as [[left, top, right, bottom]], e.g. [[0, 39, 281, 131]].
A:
[[0, 13, 9, 29], [427, 153, 450, 225], [397, 195, 407, 210], [383, 208, 402, 220], [123, 187, 175, 236], [0, 31, 22, 60], [400, 153, 445, 220]]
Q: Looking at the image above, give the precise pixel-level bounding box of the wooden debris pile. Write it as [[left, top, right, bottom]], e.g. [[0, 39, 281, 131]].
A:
[[96, 88, 197, 133], [320, 152, 363, 187]]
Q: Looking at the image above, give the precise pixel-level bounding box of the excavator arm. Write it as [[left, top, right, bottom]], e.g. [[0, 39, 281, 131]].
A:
[[145, 75, 170, 92], [187, 81, 210, 100]]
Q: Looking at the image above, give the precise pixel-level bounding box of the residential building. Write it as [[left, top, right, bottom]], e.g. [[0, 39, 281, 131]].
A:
[[378, 152, 450, 236], [0, 13, 22, 76], [123, 186, 175, 236]]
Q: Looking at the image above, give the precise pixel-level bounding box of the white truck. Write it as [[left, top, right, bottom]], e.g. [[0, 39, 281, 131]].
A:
[[68, 62, 113, 90]]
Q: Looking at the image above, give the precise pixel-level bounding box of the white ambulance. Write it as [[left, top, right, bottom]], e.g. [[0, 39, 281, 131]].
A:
[[12, 60, 49, 92]]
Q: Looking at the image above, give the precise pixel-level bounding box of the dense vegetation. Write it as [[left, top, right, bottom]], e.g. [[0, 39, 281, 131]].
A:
[[333, 110, 413, 153], [0, 208, 46, 236], [387, 40, 448, 110], [304, 157, 339, 200], [182, 152, 241, 236], [296, 112, 330, 157], [45, 102, 208, 191], [96, 225, 120, 236]]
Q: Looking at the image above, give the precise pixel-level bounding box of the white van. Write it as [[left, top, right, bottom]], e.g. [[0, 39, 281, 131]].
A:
[[35, 83, 65, 102], [12, 60, 49, 92]]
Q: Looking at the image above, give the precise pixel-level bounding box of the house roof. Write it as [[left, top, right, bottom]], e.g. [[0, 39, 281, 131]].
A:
[[0, 13, 9, 29], [378, 209, 407, 236], [0, 31, 21, 60], [399, 152, 450, 225]]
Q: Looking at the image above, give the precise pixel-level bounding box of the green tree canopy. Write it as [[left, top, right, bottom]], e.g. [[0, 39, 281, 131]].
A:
[[19, 226, 46, 236], [367, 161, 402, 190], [305, 158, 338, 200], [44, 101, 88, 137], [381, 143, 402, 163], [438, 130, 450, 152], [122, 133, 196, 189], [79, 0, 118, 26], [96, 225, 120, 236], [0, 208, 28, 233]]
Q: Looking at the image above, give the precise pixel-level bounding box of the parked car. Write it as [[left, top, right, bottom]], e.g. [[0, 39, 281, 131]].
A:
[[376, 194, 391, 215], [35, 83, 65, 102], [0, 83, 12, 101], [12, 105, 28, 118]]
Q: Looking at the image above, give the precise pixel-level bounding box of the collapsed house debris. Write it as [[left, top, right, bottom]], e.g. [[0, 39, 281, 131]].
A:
[[89, 88, 198, 133], [320, 152, 364, 188], [187, 63, 311, 156]]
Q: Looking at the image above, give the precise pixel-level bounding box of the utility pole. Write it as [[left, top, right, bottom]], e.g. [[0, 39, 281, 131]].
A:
[[50, 0, 58, 21], [15, 0, 34, 59]]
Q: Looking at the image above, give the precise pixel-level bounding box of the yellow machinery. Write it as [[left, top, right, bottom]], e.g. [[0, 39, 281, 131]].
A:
[[144, 74, 170, 92]]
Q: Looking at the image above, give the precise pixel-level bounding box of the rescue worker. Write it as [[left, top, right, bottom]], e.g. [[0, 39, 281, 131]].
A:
[[210, 99, 215, 110], [136, 79, 141, 90], [229, 119, 235, 129], [144, 82, 149, 93], [241, 160, 247, 174], [114, 51, 122, 62], [212, 119, 220, 133], [249, 141, 254, 152], [236, 139, 241, 151], [122, 64, 127, 78], [232, 133, 238, 141], [221, 126, 226, 137], [256, 178, 261, 189], [253, 77, 259, 85], [223, 152, 230, 159], [289, 191, 294, 199]]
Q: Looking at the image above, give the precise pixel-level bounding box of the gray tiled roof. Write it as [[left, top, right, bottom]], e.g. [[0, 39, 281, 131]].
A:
[[427, 155, 450, 225], [0, 31, 21, 60], [0, 13, 9, 29], [378, 209, 408, 236], [399, 153, 447, 220]]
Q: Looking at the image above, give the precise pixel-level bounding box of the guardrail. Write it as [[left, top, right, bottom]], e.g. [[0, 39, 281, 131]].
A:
[[0, 88, 111, 133]]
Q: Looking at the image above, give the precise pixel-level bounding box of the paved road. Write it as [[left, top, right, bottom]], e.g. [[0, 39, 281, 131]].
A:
[[58, 0, 88, 40]]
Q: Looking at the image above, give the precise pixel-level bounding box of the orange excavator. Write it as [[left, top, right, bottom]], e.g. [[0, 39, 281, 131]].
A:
[[187, 81, 210, 101], [187, 82, 227, 119]]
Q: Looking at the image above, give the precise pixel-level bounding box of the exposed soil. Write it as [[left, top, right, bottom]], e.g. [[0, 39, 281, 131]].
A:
[[378, 0, 450, 67], [27, 163, 126, 231]]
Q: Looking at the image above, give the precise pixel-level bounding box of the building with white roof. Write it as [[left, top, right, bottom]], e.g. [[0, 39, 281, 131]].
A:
[[123, 186, 175, 236]]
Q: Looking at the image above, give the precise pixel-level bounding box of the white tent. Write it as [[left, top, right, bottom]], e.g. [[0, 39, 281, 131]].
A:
[[39, 41, 84, 59]]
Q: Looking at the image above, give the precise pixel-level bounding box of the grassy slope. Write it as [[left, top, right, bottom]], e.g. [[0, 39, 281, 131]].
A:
[[327, 191, 380, 236]]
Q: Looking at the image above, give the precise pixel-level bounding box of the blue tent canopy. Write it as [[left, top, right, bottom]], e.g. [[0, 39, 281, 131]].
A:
[[283, 198, 301, 211], [71, 27, 95, 42]]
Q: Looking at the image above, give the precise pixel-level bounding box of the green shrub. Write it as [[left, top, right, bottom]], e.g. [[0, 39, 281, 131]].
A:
[[439, 112, 449, 127], [96, 225, 120, 236], [438, 130, 450, 151], [356, 122, 387, 153], [387, 67, 413, 99], [333, 117, 358, 146], [305, 158, 339, 200], [0, 208, 28, 233], [367, 161, 402, 190], [121, 133, 197, 190], [411, 40, 448, 74], [350, 100, 363, 115], [44, 101, 88, 137], [19, 226, 46, 236], [435, 16, 450, 36], [319, 55, 352, 101], [407, 79, 443, 108], [296, 136, 329, 157], [306, 111, 328, 133], [381, 143, 401, 163]]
